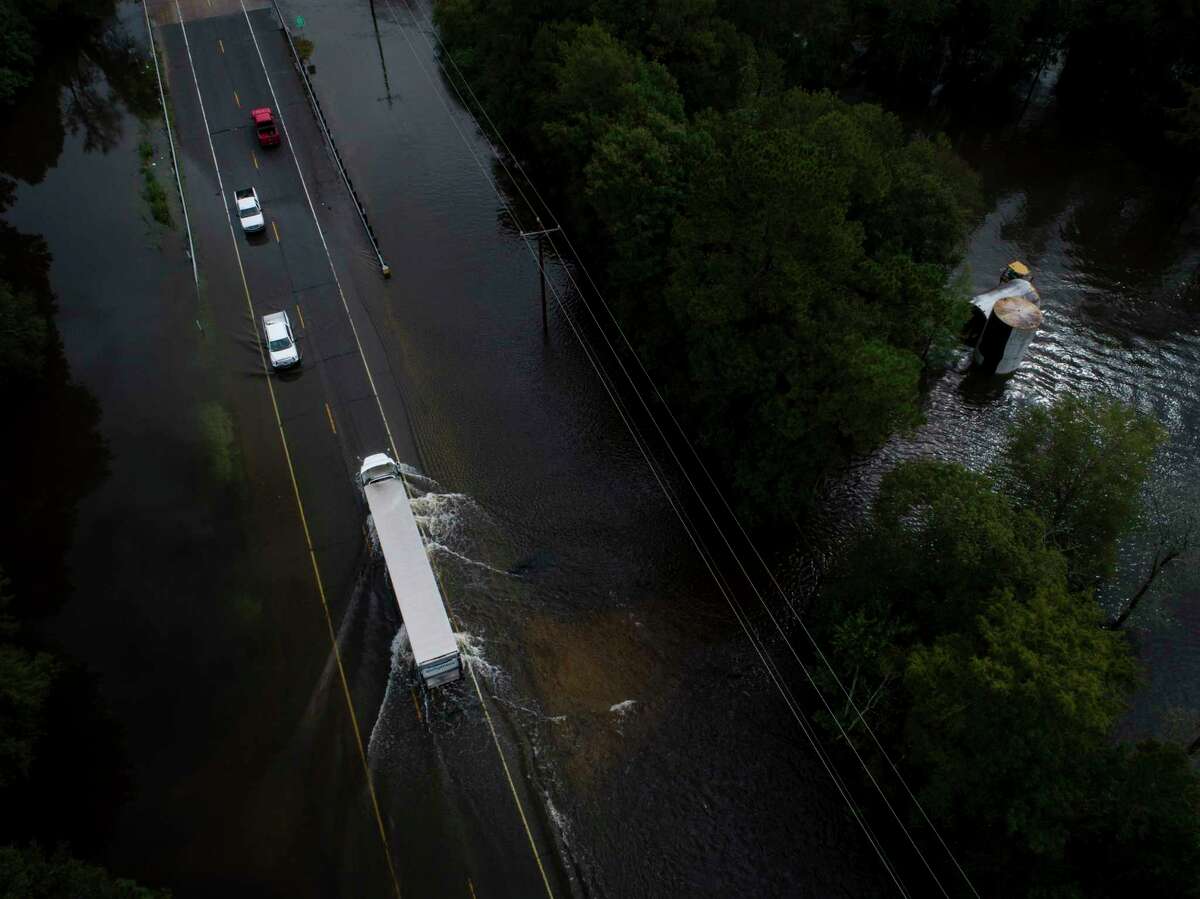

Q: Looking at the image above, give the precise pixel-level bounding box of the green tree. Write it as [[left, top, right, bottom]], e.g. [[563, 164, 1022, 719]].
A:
[[0, 844, 170, 898], [1058, 0, 1200, 148], [0, 0, 36, 105], [541, 23, 704, 301], [904, 585, 1138, 864], [542, 23, 685, 164], [663, 91, 978, 519], [993, 395, 1166, 589], [718, 0, 853, 90], [0, 574, 57, 791], [815, 459, 1065, 738], [591, 0, 762, 112], [1068, 741, 1200, 898], [0, 280, 50, 385], [853, 460, 1063, 637], [0, 645, 56, 791]]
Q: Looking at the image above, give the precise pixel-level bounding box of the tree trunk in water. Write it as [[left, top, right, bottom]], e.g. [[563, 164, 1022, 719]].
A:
[[1107, 549, 1181, 629]]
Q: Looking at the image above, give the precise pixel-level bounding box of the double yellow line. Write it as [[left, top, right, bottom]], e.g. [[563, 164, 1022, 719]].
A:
[[172, 5, 402, 896]]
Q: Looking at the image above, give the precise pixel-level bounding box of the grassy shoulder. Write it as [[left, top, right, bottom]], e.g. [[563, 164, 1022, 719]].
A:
[[137, 137, 172, 228]]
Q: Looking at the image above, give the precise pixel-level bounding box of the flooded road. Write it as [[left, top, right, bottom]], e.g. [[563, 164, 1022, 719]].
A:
[[2, 1, 1197, 896]]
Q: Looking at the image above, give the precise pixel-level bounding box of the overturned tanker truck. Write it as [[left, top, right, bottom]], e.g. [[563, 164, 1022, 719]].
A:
[[360, 453, 462, 688]]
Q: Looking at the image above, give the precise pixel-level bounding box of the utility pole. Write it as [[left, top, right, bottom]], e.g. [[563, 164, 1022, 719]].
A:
[[519, 218, 560, 335], [369, 0, 397, 106]]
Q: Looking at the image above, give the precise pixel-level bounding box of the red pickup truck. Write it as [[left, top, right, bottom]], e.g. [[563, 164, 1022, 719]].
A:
[[252, 107, 280, 147]]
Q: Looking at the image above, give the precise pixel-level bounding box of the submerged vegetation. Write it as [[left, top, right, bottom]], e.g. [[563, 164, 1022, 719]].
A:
[[436, 1, 1200, 893], [815, 395, 1200, 896], [436, 0, 1200, 523], [439, 2, 983, 523], [137, 139, 172, 228]]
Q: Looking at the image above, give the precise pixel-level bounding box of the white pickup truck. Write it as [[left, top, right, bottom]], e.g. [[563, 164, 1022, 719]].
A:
[[261, 311, 299, 369], [235, 187, 265, 234]]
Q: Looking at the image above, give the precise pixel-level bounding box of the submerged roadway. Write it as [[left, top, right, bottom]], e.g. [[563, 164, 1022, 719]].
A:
[[151, 0, 564, 894]]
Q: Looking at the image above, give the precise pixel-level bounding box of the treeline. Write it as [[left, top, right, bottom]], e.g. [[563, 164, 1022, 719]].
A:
[[434, 0, 1200, 523], [815, 394, 1200, 897], [438, 1, 985, 522], [0, 0, 116, 105], [0, 223, 155, 894], [0, 573, 169, 897]]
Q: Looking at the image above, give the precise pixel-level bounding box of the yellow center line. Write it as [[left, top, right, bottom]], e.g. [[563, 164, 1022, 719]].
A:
[[468, 879, 477, 899], [272, 220, 280, 242], [237, 5, 550, 894], [217, 37, 224, 54], [295, 304, 305, 329], [251, 150, 258, 170], [174, 10, 402, 897], [324, 402, 337, 434], [410, 687, 423, 723], [233, 89, 240, 108]]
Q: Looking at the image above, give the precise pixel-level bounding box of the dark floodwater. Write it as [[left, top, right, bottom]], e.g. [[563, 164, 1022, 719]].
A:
[[3, 3, 1198, 897], [839, 82, 1200, 743]]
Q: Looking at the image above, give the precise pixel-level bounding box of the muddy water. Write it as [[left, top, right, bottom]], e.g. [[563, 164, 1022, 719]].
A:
[[292, 8, 1200, 892], [4, 1, 1198, 897]]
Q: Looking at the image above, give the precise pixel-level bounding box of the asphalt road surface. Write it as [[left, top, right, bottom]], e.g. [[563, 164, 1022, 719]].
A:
[[156, 2, 566, 895]]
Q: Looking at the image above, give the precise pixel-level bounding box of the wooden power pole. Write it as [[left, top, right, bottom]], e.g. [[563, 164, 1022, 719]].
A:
[[520, 219, 560, 335]]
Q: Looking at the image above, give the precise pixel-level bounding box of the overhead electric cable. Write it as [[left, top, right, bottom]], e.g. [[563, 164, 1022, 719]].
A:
[[403, 14, 985, 896], [372, 3, 970, 893]]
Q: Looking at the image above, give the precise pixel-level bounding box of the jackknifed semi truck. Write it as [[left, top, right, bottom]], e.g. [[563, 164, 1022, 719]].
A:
[[360, 453, 462, 688]]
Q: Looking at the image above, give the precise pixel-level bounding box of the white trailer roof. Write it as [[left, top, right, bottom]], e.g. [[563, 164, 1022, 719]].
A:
[[971, 278, 1039, 319], [366, 475, 458, 665]]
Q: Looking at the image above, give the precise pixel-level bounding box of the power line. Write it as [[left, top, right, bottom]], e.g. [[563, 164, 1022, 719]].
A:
[[408, 13, 983, 897], [378, 1, 917, 891], [375, 3, 955, 893]]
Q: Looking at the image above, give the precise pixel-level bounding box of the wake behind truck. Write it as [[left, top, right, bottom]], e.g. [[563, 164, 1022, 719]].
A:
[[360, 453, 462, 688]]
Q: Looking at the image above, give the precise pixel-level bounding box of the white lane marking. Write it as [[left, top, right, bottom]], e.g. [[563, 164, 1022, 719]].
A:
[[238, 5, 556, 895]]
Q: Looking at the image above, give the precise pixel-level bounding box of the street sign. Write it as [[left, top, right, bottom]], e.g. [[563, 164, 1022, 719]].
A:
[[295, 15, 305, 27]]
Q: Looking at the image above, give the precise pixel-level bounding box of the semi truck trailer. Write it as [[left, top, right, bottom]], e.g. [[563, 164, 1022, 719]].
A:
[[360, 453, 462, 688]]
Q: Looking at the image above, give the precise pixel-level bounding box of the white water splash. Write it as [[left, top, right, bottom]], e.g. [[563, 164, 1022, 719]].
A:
[[543, 789, 573, 851], [456, 630, 507, 690], [427, 540, 518, 579], [367, 626, 414, 758], [411, 491, 469, 543], [397, 462, 439, 491], [609, 699, 637, 716]]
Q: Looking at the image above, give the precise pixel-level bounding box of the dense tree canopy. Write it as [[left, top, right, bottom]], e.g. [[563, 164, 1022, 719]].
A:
[[0, 845, 169, 898], [814, 395, 1199, 896], [993, 394, 1166, 588], [904, 586, 1137, 860], [828, 460, 1064, 640], [430, 6, 1200, 886], [1069, 741, 1200, 899], [0, 0, 116, 105], [0, 281, 49, 386], [438, 1, 984, 521]]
